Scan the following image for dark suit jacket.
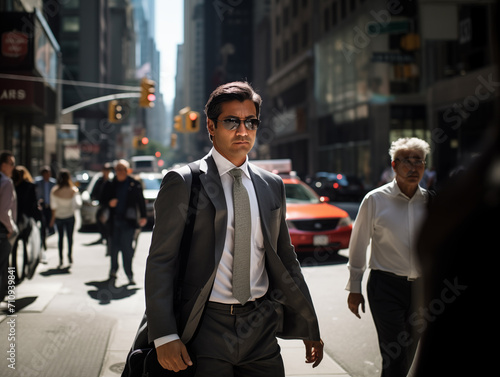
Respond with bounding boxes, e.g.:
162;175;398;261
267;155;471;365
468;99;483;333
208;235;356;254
101;176;147;229
145;153;321;345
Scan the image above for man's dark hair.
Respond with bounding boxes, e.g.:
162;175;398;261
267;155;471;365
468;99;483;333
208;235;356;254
204;81;262;122
40;165;51;174
0;150;13;165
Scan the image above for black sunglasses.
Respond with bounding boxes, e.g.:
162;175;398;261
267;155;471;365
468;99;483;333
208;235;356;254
212;118;260;131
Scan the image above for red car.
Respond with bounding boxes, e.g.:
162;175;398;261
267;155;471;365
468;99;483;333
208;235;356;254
282;177;352;253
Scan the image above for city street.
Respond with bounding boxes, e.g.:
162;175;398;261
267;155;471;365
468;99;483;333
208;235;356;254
0;206;383;377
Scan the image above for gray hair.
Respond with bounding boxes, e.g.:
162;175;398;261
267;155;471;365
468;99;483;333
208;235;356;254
389;137;431;161
114;159;130;169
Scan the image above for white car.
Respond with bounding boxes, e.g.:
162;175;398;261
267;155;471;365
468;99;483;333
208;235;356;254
79;171;164;230
79;172;113;231
136;172;164;225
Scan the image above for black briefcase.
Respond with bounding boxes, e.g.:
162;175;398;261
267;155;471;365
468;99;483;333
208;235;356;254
126;346;196;377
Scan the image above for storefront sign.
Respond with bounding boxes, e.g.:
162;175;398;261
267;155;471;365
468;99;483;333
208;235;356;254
0;78;44;113
1;31;29;58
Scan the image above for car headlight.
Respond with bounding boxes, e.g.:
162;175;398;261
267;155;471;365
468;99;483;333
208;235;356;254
81;191;90;201
338;215;352;228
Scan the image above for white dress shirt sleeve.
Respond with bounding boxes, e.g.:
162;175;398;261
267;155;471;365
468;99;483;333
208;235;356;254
345;194;374;293
154;334;180;348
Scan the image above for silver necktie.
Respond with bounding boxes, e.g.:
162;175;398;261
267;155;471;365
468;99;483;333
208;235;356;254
229;168;251;304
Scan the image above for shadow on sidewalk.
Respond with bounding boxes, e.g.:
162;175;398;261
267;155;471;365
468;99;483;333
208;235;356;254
86;279;139;305
40;266;72;276
1;296;38;314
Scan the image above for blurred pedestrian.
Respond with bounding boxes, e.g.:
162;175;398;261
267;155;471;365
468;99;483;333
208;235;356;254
0;151;17;302
35;165;56;249
87;162;113;246
346;137;432;377
50;169;81;268
12;166;44;262
13;165;42;227
101;159;146;284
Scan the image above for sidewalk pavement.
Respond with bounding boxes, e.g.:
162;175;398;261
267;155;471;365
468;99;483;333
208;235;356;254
99;311;351;377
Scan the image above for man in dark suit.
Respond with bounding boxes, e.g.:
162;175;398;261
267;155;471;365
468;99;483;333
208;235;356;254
101;159;147;285
145;82;323;376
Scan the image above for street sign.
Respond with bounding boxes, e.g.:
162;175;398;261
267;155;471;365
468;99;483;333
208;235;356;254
367;20;410;35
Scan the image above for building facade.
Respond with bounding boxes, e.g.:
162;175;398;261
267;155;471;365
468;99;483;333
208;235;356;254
0;0;60;175
268;0;497;186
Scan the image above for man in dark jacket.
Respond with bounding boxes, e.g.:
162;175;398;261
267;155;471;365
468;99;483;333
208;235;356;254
101;159;146;285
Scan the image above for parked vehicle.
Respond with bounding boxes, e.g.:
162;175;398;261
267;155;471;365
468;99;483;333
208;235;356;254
131;155;159;173
136;172;164;225
72;170;96;191
283;177;352;253
307;172;367;202
79;172;113;231
10;216;42;282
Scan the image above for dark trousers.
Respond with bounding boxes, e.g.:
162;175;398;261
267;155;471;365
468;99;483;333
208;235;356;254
96;206;109;242
55;216;75;263
190;297;284;377
0;231;12;301
109;218;135;279
367;270;422;377
40;205;55;249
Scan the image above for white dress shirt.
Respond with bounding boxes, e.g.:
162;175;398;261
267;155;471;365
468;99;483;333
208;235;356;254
0;173;17;234
209;148;269;303
345;179;429;294
154;148;269;347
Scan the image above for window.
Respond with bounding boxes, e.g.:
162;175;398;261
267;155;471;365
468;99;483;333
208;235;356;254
302;22;309;48
62;16;80;32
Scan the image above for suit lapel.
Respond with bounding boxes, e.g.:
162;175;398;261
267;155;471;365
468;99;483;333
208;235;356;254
249;167;274;248
199;155;227;265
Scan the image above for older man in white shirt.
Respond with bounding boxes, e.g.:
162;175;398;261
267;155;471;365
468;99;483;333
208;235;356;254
346;137;432;377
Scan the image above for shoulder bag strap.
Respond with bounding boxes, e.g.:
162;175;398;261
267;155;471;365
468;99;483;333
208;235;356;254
176;162;201;299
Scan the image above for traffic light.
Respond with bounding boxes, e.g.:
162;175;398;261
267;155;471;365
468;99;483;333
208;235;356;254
136;136;149;149
174;115;184;132
139;78;156;108
108;100;124;123
186;111;200;132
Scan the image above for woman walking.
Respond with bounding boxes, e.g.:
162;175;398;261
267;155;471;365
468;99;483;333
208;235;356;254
50;169;81;268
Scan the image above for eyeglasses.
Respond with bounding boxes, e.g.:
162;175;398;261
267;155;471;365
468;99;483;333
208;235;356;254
395;158;426;168
213;118;260;131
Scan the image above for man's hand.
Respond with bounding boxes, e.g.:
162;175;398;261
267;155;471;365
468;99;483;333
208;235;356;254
156;339;193;372
303;339;324;368
138;217;147;227
347;292;365;319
